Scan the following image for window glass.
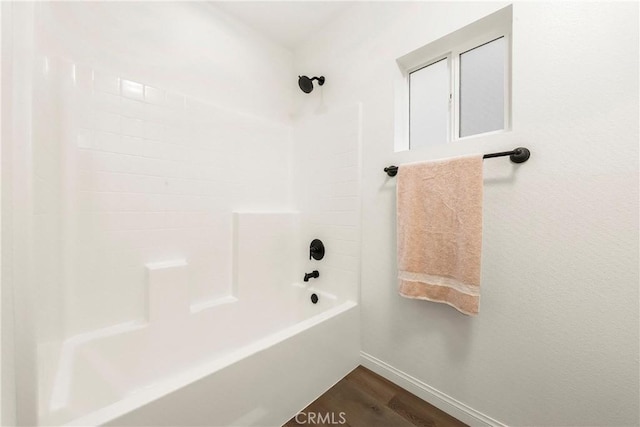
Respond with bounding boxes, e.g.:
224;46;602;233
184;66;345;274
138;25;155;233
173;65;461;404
409;58;450;149
459;37;505;137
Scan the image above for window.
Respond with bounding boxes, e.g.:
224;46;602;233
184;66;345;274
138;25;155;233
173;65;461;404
458;37;506;138
395;6;512;151
409;57;450;149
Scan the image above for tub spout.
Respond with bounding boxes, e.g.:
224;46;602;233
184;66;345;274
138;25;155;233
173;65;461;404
304;270;319;282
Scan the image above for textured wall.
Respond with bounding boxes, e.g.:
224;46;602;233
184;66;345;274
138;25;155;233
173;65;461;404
294;2;639;425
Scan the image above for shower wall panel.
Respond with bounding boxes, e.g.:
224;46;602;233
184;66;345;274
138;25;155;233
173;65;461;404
293;104;362;304
34;2;294;124
34;56;293;341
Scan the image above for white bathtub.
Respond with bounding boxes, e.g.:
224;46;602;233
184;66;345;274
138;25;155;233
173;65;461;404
41;286;359;426
27;207;361;426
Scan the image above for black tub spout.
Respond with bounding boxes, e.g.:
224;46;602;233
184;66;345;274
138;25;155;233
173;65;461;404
304;270;319;282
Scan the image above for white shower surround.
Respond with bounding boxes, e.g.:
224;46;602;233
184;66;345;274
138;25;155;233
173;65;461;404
3;2;363;426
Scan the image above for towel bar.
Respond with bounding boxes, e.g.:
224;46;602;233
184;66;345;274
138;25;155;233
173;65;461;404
383;147;530;177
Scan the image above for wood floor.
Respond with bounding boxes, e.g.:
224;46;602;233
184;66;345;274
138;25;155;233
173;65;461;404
284;366;467;427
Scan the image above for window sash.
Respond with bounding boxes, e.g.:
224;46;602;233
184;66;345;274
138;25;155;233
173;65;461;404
452;33;511;141
408;55;452;149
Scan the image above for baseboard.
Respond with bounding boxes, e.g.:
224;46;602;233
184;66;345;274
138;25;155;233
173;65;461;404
360;352;507;427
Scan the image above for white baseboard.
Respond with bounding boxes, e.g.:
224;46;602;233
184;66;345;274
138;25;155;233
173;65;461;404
359;352;507;427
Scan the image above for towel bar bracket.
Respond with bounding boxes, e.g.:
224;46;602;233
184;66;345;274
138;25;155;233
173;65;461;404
383;166;398;177
483;147;530;163
511;147;530;163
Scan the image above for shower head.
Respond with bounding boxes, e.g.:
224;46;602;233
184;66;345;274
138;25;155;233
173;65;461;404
298;75;325;93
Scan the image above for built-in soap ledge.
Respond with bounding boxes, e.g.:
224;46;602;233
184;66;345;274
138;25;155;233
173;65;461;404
145;260;190;323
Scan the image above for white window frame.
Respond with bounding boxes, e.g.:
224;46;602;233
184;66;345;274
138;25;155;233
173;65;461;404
394;6;512;152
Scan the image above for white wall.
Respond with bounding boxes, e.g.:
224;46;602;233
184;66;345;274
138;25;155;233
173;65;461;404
0;4;4;425
295;2;639;425
3;3;37;424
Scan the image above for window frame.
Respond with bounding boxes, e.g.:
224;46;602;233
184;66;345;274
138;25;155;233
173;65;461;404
394;6;512;152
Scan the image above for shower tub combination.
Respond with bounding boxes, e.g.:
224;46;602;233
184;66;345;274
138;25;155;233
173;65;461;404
4;3;363;425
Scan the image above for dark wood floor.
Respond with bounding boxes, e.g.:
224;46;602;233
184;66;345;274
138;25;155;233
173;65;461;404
284;366;467;427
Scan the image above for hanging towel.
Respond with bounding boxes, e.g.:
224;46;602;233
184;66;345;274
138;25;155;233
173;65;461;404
396;155;483;315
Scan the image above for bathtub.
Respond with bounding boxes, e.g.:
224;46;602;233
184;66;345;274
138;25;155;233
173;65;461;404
29;208;361;426
41;286;359;426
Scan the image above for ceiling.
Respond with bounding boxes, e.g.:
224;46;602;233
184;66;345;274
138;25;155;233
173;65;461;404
211;1;355;50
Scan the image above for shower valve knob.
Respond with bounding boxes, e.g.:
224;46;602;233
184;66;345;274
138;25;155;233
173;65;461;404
309;239;325;260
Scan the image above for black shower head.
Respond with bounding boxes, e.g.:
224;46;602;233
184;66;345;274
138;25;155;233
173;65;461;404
298;75;325;93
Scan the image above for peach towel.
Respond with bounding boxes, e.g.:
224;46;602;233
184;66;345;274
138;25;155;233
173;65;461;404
397;155;483;315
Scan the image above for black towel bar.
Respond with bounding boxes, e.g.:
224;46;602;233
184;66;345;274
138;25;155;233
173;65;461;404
383;147;530;177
